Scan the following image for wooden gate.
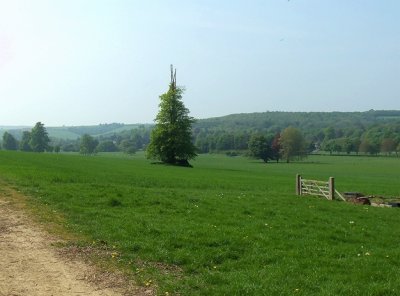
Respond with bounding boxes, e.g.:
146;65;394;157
296;174;345;201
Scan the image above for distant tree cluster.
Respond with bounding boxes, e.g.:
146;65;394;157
248;127;306;163
77;127;151;155
2;122;51;152
319;124;400;156
191;111;400;157
0;122;149;155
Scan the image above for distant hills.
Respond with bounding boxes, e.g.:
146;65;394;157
191;110;400;153
2;110;400;141
1;110;400;154
195;110;400;134
1;123;150;140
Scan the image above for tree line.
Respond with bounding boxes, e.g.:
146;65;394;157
2;122;52;152
2;82;400;160
1;122;150;155
2;119;400;158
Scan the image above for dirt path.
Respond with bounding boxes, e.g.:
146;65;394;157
0;192;146;296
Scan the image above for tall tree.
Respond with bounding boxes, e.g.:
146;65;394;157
20;131;32;151
80;134;98;155
271;133;281;162
147;65;197;166
380;138;396;155
248;134;272;163
359;138;379;155
29;122;50;152
280;127;306;163
2;132;18;150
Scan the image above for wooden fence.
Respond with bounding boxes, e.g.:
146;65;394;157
296;174;345;201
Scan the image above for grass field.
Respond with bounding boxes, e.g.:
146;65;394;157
0;151;399;295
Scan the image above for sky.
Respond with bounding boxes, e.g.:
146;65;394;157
0;0;399;126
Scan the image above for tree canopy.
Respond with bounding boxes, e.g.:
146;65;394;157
20;131;32;151
29;122;50;152
79;134;98;155
147;65;197;166
280;127;306;163
248;134;272;163
2;132;18;150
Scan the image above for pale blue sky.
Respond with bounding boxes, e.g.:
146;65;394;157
0;0;399;126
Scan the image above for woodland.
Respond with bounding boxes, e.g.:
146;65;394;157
1;110;400;156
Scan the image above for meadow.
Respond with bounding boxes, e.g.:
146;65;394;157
0;151;399;295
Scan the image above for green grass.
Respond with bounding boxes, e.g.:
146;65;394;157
0;151;399;295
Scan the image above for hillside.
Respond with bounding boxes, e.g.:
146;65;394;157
192;110;400;153
195;110;400;135
1;123;149;140
1;110;400;155
2;110;400;140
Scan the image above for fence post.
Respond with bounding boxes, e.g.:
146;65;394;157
296;174;301;196
329;177;335;200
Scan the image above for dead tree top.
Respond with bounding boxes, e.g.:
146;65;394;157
170;64;177;89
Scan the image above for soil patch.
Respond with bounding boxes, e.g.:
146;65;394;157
0;187;151;296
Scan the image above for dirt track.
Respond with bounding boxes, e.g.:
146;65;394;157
0;191;147;296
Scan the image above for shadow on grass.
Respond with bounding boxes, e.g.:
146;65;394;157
150;161;193;168
248;160;329;165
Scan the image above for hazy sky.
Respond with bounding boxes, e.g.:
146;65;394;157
0;1;399;126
